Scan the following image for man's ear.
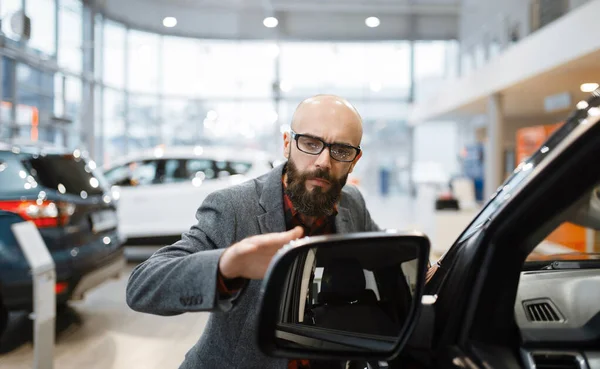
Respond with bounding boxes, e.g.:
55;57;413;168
348;151;362;174
283;132;291;159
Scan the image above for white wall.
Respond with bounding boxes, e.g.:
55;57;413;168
458;0;590;75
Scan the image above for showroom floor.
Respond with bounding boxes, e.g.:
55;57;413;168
0;190;474;369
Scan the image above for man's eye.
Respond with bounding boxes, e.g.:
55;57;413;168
303;140;321;149
333;148;352;157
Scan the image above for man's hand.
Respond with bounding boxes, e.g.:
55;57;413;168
218;226;304;280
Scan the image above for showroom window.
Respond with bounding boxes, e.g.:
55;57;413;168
128;30;160;93
103;20;126;89
201;100;278;148
26;0;57;57
94;14;104;81
15;63;55;143
65;76;82;145
279;42;410;100
102;88;127;165
414;41;459;102
195;41;277;98
128;94;160;151
162;36;202;97
162;98;204;146
58;0;83;73
94;84;103;162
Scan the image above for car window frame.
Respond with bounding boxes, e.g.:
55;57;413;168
419;97;600;358
431;107;600;354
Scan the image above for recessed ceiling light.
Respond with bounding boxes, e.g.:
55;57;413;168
163;17;177;28
580;83;599;92
263;17;278;28
589;107;600;117
577;100;589;110
365;16;380;28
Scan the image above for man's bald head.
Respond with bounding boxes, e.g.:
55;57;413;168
290;94;363;146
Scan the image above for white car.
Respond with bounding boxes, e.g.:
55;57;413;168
103;146;274;243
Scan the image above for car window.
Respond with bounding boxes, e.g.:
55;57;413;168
229;161;253;175
21;154;106;196
133;161;159;185
428;106;595;295
105;160;159;187
526;183;600;264
454;111;586;246
104;165;131;186
308;267;381;306
0;152;33;192
161;159;188;183
187;159;216;180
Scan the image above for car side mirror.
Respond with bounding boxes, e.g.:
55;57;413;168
257;231;430;362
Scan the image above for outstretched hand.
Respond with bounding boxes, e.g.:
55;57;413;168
218;226;304;280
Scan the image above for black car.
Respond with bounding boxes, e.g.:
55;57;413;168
256;90;600;369
0;144;125;311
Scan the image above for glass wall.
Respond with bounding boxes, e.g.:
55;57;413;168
0;0;459;177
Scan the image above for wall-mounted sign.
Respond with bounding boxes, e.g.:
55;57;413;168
544;91;572;112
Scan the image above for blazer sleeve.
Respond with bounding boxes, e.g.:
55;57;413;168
125;190;242;315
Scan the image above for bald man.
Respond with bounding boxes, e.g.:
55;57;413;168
126;95;380;369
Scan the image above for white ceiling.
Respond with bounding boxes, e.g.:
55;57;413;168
93;0;459;40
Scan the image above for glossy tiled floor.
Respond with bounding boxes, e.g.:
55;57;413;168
0;190;477;369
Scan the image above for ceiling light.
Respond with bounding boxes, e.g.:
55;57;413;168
580;83;599;93
263;17;278;28
365;17;380;28
589;107;600;117
577;100;589;110
163;17;177;28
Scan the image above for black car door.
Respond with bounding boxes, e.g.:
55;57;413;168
420;95;600;369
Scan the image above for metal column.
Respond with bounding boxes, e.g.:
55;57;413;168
81;5;95;156
484;93;505;200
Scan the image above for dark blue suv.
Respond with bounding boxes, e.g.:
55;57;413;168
0;144;126;311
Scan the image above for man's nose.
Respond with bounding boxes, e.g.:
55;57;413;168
314;147;332;169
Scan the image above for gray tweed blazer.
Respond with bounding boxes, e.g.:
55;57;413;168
126;163;380;369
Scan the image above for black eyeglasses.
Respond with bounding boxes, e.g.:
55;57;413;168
290;130;361;162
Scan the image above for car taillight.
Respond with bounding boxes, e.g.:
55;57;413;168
0;200;76;228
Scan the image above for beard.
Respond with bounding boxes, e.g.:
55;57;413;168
285;157;348;217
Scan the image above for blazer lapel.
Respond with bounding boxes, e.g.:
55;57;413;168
335;206;355;234
257;164;287;234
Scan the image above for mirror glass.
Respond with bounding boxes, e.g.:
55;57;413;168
273;237;421;353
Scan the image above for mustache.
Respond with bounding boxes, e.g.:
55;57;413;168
303;168;332;182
